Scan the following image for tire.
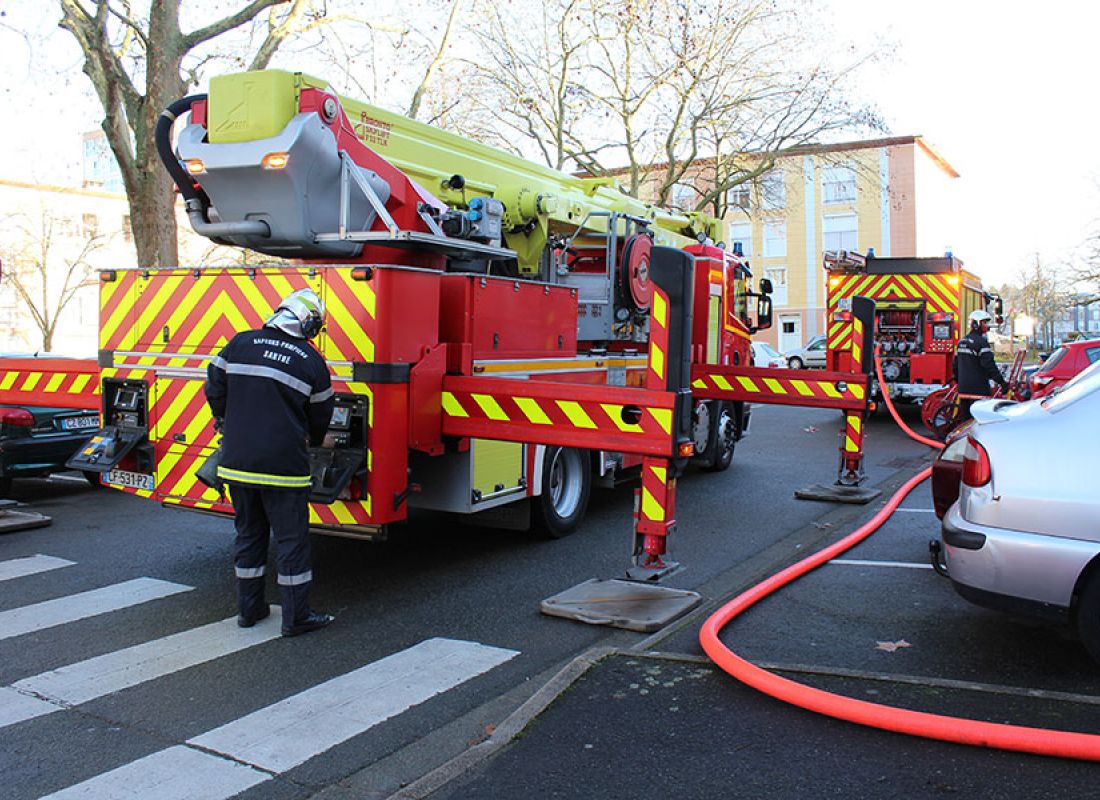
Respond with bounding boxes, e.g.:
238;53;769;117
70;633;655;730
702;402;737;472
82;470;104;489
535;446;591;539
788;356;804;370
1076;568;1100;665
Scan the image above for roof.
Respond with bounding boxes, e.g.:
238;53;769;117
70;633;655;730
588;135;960;181
0;178;128;202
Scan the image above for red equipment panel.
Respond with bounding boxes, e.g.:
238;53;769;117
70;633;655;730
439;274;578;361
908;353;951;384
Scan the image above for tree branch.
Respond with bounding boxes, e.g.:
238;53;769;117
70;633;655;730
184;0;287;51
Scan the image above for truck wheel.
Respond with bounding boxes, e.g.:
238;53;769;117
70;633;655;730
702;402;737;472
535;447;591;538
1076;569;1100;664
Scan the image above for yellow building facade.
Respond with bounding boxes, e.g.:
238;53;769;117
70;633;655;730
720;136;960;353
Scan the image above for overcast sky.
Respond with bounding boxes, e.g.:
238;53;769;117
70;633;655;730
833;1;1100;287
2;2;1097;288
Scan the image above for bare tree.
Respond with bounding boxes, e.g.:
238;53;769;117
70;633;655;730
466;0;882;206
58;0;327;268
461;0;598;169
0;209;102;351
1013;253;1070;349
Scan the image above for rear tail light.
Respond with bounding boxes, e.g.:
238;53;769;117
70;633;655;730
0;408;34;427
961;436;991;487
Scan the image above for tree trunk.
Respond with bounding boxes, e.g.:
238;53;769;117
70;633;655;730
129;164;180;267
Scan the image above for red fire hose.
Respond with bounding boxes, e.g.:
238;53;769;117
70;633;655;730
699;352;1100;761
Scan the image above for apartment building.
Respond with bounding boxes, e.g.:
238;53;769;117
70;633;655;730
663;136;960;353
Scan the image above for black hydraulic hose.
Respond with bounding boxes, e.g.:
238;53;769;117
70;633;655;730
155;94;209;208
155;94;269;241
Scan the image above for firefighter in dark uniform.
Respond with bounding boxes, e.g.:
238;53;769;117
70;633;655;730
205;289;336;637
953;309;1008;420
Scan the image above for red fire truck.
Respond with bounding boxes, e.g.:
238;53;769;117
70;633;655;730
5;70;875;575
824;250;1002;404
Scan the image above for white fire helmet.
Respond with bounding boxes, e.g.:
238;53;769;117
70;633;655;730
969;309;993;329
265;288;326;339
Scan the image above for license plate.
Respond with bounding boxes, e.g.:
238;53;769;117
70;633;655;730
104;469;155;491
60;415;99;431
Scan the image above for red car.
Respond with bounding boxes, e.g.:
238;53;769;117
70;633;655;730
1029;338;1100;398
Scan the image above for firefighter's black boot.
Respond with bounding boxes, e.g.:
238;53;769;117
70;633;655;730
279;582;333;637
236;576;269;628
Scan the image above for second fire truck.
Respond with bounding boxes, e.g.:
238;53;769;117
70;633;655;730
823;249;1002;404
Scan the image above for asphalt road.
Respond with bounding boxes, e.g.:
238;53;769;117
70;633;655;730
2;402;1091;799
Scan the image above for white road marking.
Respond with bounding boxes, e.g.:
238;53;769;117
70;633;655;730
0;612;282;730
829;559;934;570
45;638;519;799
191;637;520;772
0;578;192;641
42;745;268;800
0;686;55;728
0;554;75;583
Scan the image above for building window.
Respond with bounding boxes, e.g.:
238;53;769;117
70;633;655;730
766;266;788;306
760;170;786;210
122;215;132;244
82;213;99;238
726;182;751;211
56;216;79;238
782;320;796;334
763;221;787;257
823;213;857;252
670;182;695;210
728;221;752;258
821;164;857;204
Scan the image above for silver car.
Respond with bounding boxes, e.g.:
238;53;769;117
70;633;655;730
785;334;827;369
941;359;1100;662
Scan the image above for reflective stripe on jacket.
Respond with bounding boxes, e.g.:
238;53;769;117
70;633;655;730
205;327;335;488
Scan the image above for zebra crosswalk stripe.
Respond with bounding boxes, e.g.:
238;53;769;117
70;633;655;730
0;577;192;641
42;638;519;799
42;745;268;800
0;555;75;583
0;612;282;730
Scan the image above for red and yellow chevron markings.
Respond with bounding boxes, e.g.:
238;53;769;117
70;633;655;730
647;287;670;389
0;358;100;411
828;273;960;315
636;457;677;531
691;365;869;412
441;375;676;458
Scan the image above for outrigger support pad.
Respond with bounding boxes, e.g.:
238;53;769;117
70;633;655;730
794;483;881;504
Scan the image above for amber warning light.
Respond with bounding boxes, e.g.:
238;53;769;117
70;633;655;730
262;152;291;170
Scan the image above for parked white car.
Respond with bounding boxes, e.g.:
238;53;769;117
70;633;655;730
751;341;787;369
940;359;1100;663
785;334;827;369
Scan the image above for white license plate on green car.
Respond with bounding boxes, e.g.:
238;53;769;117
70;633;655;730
60;415;99;430
104;469;155;491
